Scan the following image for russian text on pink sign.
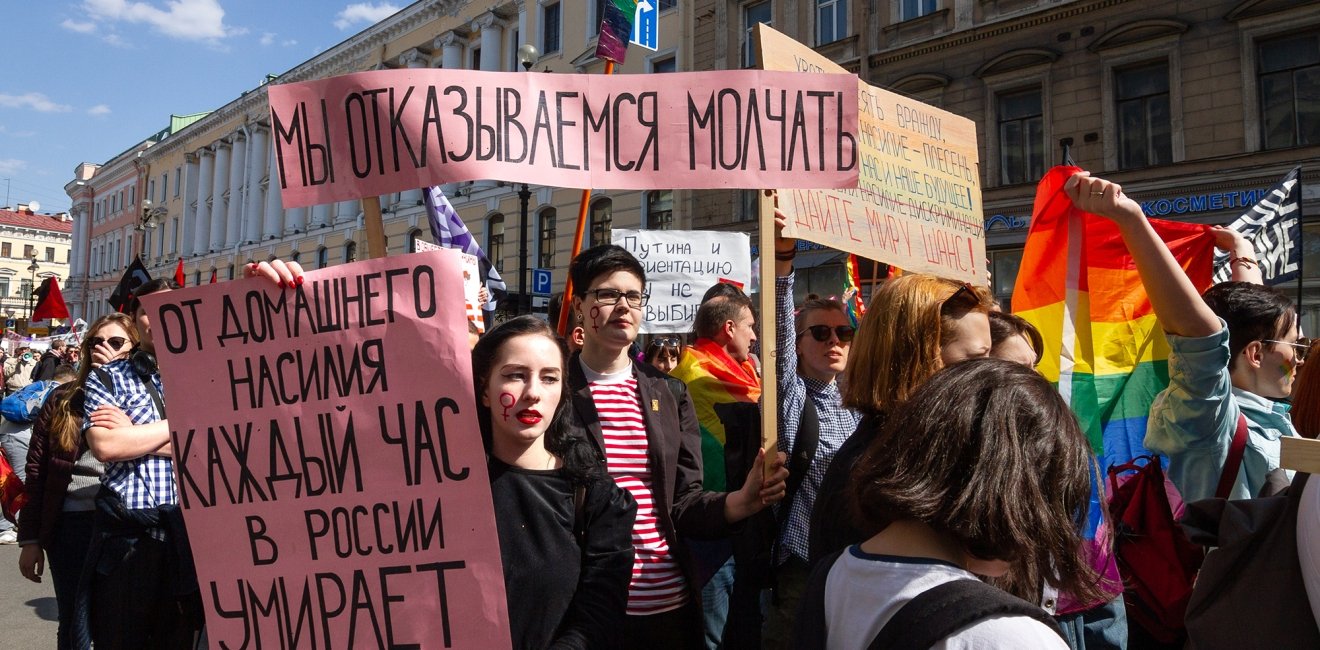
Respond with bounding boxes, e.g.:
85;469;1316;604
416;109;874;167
142;249;511;649
267;68;860;208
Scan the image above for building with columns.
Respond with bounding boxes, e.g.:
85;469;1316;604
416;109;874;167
0;206;72;324
66;0;689;322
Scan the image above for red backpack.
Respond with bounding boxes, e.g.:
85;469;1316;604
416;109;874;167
1107;415;1248;644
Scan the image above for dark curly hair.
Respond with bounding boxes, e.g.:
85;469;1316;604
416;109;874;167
471;316;599;485
849;357;1106;605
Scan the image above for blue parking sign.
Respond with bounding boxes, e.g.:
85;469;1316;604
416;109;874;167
630;0;658;51
532;268;553;296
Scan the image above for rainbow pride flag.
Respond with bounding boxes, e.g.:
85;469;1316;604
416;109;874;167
1012;166;1216;486
670;339;761;491
844;254;867;328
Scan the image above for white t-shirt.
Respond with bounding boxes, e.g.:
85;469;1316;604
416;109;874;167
1299;477;1320;628
825;545;1069;650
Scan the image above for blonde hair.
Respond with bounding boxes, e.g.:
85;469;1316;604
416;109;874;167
48;313;139;453
841;274;992;414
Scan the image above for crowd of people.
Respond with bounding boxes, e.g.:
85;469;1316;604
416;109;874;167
3;171;1317;649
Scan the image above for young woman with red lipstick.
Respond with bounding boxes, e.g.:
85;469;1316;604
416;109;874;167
472;316;637;650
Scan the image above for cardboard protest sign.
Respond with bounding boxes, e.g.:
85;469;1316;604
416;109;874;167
613;229;752;334
267;68;859;208
757;24;987;286
143;250;510;649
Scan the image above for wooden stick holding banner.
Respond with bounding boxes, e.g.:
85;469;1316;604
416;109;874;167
758;189;779;481
560;61;614;337
362;195;387;259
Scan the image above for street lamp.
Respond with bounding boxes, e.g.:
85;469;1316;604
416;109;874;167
517;43;540;315
25;257;39;321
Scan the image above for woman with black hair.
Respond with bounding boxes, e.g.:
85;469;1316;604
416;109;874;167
472;316;636;649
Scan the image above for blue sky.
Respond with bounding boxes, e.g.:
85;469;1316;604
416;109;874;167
0;0;408;214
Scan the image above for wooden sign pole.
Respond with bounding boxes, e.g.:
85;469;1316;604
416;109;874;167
362;196;387;259
759;189;779;480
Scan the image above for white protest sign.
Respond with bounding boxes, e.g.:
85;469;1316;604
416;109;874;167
414;240;486;333
613;229;752;334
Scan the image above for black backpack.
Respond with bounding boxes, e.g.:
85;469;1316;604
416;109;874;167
792;549;1065;649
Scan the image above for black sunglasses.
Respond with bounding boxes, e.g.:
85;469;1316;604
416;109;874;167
798;325;855;343
89;336;128;351
649;337;681;348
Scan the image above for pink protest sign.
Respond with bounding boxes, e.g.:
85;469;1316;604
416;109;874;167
143;250;510;649
267;68;858;208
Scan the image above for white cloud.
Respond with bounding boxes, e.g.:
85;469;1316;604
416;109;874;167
101;32;131;48
0;159;27;175
0;93;73;113
333;2;400;30
79;0;244;42
282;39;297;47
259;32;275;46
60;19;97;33
87;104;112;116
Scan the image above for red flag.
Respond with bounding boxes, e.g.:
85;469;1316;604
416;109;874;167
209;269;218;284
0;450;26;523
174;259;185;287
31;277;70;320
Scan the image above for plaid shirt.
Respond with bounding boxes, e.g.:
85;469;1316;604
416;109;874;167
83;358;176;509
775;274;861;564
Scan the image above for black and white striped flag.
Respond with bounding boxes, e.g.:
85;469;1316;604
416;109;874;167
1212;167;1302;284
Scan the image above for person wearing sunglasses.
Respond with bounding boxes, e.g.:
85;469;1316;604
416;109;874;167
1067;171;1306;502
15;313;137;650
645;337;683;374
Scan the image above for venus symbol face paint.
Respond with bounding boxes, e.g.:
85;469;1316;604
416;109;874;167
499;393;516;421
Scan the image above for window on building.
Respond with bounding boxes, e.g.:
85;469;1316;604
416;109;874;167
817;0;847;45
990;248;1024;311
23;245;33;259
651;56;676;73
0;279;9;298
20;280;31;302
543;2;561;55
171;217;180;254
538;208;557;269
161;173;168;202
175;167;182;197
1115;61;1172;169
129;186;135;209
317;246;329;270
1258;32;1320;150
1;243;10;258
148;181;155;203
229;264;237;280
997;88;1045;185
488;214;505;273
407;228;424;253
291;250;301;264
194;270;202;286
660;0;677;9
45;247;55;262
646;191;674;230
345;241;357;263
742;1;772;68
901;0;937;21
143;231;152;260
739;190;759;222
589;199;612;247
472;47;482;71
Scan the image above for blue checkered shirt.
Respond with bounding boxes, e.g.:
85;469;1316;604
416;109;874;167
775;274;861;564
83;358;176;509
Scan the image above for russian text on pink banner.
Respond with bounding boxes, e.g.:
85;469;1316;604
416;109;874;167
268;68;859;208
143;249;511;650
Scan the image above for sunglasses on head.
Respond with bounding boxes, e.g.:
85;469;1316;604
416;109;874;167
798;325;856;343
89;336;128;351
649;337;681;348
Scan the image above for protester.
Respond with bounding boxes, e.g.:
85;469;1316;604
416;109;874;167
78;259;301;648
763;214;861;648
562;244;787;649
1291;338;1320;439
473;316;636;649
808;273;992;564
0;363;75;545
5;347;36;395
644;337;682;374
670;292;762;648
17;314;135;650
1065;172;1306;500
794;358;1103;648
988;311;1043;368
31;339;67;381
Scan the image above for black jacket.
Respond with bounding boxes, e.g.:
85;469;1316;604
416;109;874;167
564;354;733;606
31;350;62;382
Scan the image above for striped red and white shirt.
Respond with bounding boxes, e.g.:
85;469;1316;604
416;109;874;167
582;361;688;615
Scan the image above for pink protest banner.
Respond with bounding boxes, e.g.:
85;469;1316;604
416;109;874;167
268;68;858;209
143;249;510;649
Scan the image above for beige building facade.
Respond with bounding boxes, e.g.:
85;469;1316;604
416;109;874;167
0;206;73;324
694;0;1320;333
66;0;691;322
